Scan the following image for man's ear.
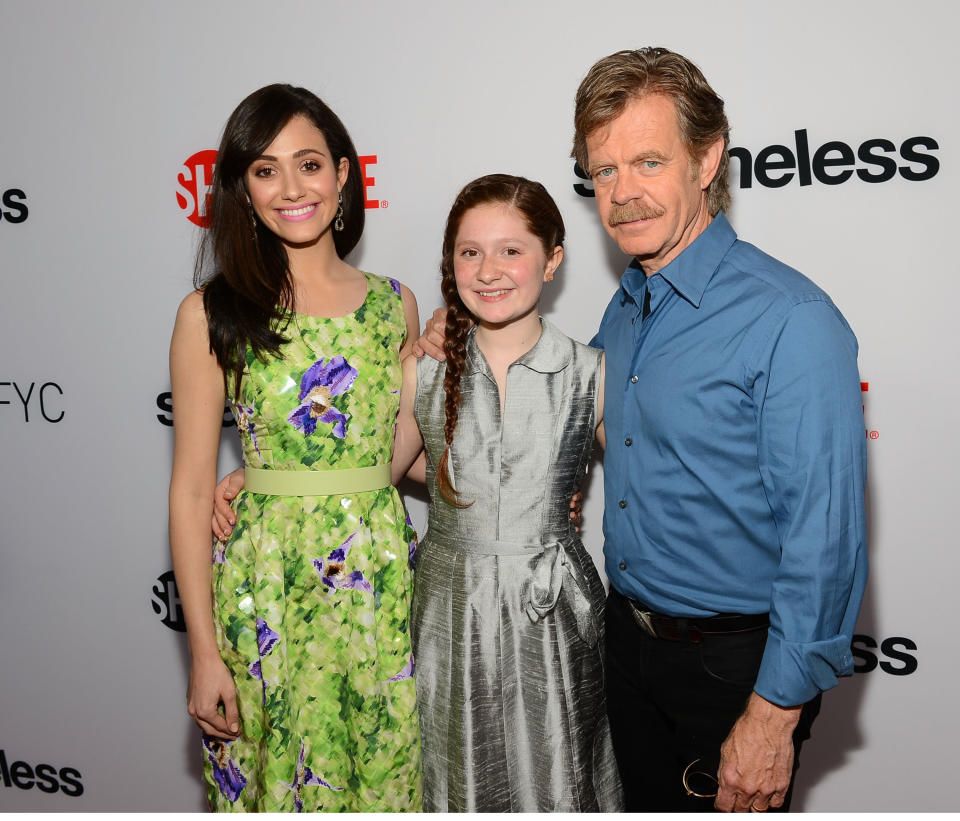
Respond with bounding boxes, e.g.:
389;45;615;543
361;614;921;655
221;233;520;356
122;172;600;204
697;136;725;191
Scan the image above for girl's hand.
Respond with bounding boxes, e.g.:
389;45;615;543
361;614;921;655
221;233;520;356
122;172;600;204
212;469;245;541
187;655;240;739
412;306;449;361
569;491;584;533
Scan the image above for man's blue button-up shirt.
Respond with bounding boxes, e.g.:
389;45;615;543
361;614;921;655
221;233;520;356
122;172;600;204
592;213;868;707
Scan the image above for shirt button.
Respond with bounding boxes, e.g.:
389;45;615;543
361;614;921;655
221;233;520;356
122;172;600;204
624;437;633;446
618;500;627;509
618;561;627;571
630;375;639;384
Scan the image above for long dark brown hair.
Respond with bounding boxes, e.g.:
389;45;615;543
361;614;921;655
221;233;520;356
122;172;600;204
436;174;565;506
195;84;365;395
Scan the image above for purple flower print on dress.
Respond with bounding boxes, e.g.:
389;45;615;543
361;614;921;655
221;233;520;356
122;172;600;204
255;617;279;656
248;618;280;703
203;734;247;803
287;356;358;439
279;740;343;811
312;519;374;594
385;654;415;683
232;403;263;459
387;277;402;296
213;540;227;564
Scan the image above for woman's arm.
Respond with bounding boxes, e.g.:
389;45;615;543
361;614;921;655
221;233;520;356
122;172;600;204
168;291;239;739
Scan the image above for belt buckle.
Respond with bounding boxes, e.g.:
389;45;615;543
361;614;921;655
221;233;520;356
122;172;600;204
628;602;658;638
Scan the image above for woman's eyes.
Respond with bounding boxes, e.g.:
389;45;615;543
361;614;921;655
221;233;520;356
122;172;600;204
251;160;321;178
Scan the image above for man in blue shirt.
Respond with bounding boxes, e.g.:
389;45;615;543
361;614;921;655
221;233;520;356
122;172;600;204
572;48;867;812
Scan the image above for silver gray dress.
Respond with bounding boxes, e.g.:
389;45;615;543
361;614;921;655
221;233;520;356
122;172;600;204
412;319;623;812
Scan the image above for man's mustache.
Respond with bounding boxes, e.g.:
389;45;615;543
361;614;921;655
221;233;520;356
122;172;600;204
608;204;665;227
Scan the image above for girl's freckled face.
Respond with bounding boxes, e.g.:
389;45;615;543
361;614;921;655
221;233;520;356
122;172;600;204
453;203;560;330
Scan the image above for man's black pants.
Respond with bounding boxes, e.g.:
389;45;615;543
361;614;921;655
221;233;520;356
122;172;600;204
605;587;821;812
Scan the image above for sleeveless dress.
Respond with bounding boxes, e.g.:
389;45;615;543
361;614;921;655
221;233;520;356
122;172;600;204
412;319;623;812
204;272;422;812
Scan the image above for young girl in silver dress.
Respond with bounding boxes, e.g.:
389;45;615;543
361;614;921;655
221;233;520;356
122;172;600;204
391;174;622;812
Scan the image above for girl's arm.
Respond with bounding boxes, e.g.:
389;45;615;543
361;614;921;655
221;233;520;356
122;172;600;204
405;450;427;484
212;468;244;542
398;283;421;360
392;353;425;485
595;353;606;450
169;291;239;740
393;282;426;483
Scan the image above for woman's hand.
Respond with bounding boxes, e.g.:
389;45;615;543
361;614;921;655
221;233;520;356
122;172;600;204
187;654;241;740
212;468;245;541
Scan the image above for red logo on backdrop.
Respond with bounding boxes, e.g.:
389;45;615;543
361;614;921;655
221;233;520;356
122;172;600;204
176;151;385;227
861;381;879;440
359;155;382;208
176;149;217;228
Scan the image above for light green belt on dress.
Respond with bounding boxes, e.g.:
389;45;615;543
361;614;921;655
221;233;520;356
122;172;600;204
244;464;391;496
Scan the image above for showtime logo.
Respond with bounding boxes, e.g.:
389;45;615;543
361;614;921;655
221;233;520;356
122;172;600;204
177;150;217;228
176;152;384;226
152;570;186;632
156;391;235;428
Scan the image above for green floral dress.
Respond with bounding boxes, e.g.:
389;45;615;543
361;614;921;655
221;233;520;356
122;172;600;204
204;273;422;812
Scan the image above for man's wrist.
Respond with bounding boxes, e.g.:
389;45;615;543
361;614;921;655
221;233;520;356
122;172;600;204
744;691;802;730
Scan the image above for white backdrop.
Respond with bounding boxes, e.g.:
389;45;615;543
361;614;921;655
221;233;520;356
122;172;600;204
1;0;957;811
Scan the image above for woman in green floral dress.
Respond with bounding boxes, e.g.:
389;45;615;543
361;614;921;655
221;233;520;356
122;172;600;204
169;84;422;812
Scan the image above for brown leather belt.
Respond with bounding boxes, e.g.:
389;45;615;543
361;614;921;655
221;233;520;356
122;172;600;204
619;590;769;644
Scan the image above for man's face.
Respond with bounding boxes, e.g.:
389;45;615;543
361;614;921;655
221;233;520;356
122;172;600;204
585;93;717;274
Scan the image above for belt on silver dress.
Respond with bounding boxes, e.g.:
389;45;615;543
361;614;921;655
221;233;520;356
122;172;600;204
427;530;600;648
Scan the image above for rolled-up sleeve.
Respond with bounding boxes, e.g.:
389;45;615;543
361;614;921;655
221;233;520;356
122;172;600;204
752;297;869;706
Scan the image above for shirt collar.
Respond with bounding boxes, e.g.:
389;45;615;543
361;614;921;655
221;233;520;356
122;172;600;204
618;212;738;309
463;317;569;376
